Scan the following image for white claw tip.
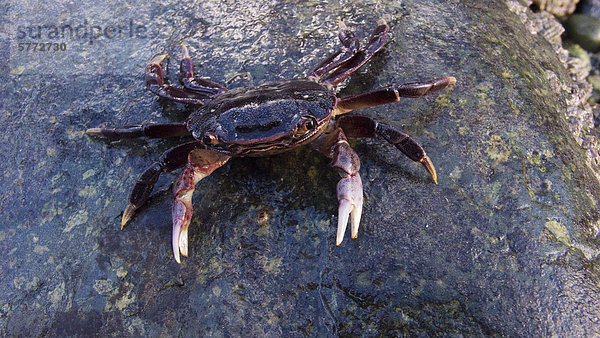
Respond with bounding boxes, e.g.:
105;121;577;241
337;199;352;245
173;236;181;263
350;203;363;239
172;216;189;264
173;221;184;264
179;227;188;257
336;173;364;245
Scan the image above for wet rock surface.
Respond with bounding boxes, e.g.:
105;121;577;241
2;0;600;335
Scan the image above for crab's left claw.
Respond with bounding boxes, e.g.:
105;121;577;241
172;187;193;264
172;149;230;263
337;173;363;245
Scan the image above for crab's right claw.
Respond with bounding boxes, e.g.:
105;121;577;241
336;173;364;246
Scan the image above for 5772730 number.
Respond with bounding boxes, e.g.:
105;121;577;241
17;42;67;52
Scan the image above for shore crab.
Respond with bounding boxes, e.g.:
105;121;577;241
86;19;456;263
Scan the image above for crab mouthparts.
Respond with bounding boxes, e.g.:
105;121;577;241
227;131;315;155
234;141;290;155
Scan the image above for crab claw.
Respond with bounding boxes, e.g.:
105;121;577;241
172;189;193;264
336;172;363;245
171;149;230;263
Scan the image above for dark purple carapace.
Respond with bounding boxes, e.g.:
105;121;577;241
187;80;336;156
86;19;456;263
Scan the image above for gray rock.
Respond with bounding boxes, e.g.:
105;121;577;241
2;0;600;336
566;14;600;52
580;0;600;18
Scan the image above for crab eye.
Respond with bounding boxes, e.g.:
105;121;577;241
298;117;317;133
202;132;219;145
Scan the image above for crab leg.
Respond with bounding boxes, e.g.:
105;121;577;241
319;19;389;87
308;19;361;81
313;128;363;245
145;53;213;105
179;43;228;95
172;149;230;263
335;76;456;113
336;115;437;183
121;141;204;228
85;122;190;139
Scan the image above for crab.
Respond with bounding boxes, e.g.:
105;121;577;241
86;19;455;263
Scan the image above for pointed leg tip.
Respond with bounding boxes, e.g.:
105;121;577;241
181;43;189;57
431;169;438;185
151;53;168;64
121;203;137;229
420;155;438;184
85;128;101;135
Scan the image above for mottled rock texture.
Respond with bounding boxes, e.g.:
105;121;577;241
2;0;600;336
